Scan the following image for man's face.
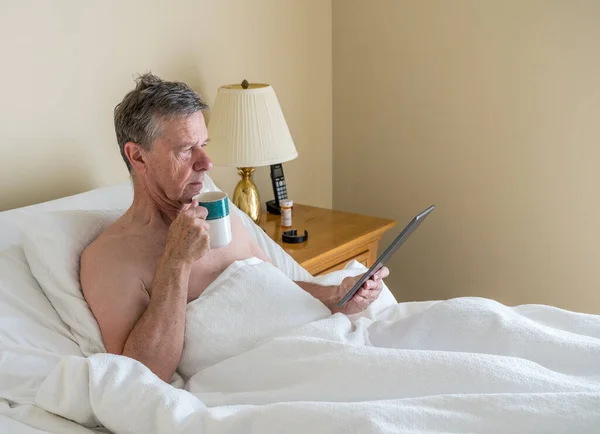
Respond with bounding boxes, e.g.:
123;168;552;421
143;111;212;205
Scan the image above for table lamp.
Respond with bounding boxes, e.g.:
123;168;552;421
207;80;298;224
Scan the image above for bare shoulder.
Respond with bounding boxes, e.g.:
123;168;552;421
81;217;136;278
80;215;147;301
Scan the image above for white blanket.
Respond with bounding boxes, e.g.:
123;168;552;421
35;259;600;433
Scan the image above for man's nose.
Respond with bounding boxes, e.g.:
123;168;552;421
193;150;213;172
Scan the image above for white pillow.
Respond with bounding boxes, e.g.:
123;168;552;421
0;245;82;406
20;209;124;356
0;246;78;352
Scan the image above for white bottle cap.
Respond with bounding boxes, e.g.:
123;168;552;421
280;199;293;207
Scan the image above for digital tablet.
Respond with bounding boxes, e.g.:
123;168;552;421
337;205;435;307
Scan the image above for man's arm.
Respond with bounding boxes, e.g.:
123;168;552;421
81;252;190;382
121;255;192;382
295;281;341;311
295;267;390;315
81;204;210;383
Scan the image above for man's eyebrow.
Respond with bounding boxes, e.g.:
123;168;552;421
177;138;210;149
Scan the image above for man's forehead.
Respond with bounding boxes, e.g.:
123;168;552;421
161;111;207;145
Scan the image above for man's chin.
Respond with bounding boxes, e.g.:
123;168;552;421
184;182;204;201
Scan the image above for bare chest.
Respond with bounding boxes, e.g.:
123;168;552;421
133;220;257;302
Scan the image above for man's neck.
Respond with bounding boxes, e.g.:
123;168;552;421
127;176;189;227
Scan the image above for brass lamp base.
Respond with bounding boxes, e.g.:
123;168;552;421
232;167;261;224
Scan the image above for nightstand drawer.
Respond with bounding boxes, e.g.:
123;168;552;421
314;251;370;276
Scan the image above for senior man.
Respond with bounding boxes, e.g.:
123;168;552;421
80;73;389;382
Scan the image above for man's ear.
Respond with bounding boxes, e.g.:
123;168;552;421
124;142;147;174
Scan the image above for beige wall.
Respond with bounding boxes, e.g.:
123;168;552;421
0;0;332;211
333;0;600;313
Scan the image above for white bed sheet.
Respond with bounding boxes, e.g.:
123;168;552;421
1;401;107;434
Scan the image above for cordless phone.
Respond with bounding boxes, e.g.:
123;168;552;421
266;163;288;215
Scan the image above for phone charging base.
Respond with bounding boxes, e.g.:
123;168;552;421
266;200;281;215
282;229;308;244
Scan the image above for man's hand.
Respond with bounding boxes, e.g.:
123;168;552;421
331;267;390;315
164;201;211;265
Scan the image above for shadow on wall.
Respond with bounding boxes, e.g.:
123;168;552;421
0;139;98;211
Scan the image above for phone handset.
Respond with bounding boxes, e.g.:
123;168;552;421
266;163;288;215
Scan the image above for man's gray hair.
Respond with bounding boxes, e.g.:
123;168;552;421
114;73;208;172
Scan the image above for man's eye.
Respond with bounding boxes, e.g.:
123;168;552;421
177;149;192;159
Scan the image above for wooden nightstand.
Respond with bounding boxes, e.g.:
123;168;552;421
259;204;396;276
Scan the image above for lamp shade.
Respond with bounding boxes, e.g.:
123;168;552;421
207;83;298;167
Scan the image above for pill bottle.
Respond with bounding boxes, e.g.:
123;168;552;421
280;199;293;227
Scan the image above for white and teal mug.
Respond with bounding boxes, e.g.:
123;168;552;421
193;191;232;249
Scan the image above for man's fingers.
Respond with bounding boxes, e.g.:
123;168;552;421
361;279;378;291
357;290;374;300
347;270;387;308
352;293;368;304
359;267;389;286
191;205;209;219
379;266;390;279
371;267;389;281
358;285;380;298
357;277;384;296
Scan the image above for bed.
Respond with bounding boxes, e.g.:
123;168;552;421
1;177;599;434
